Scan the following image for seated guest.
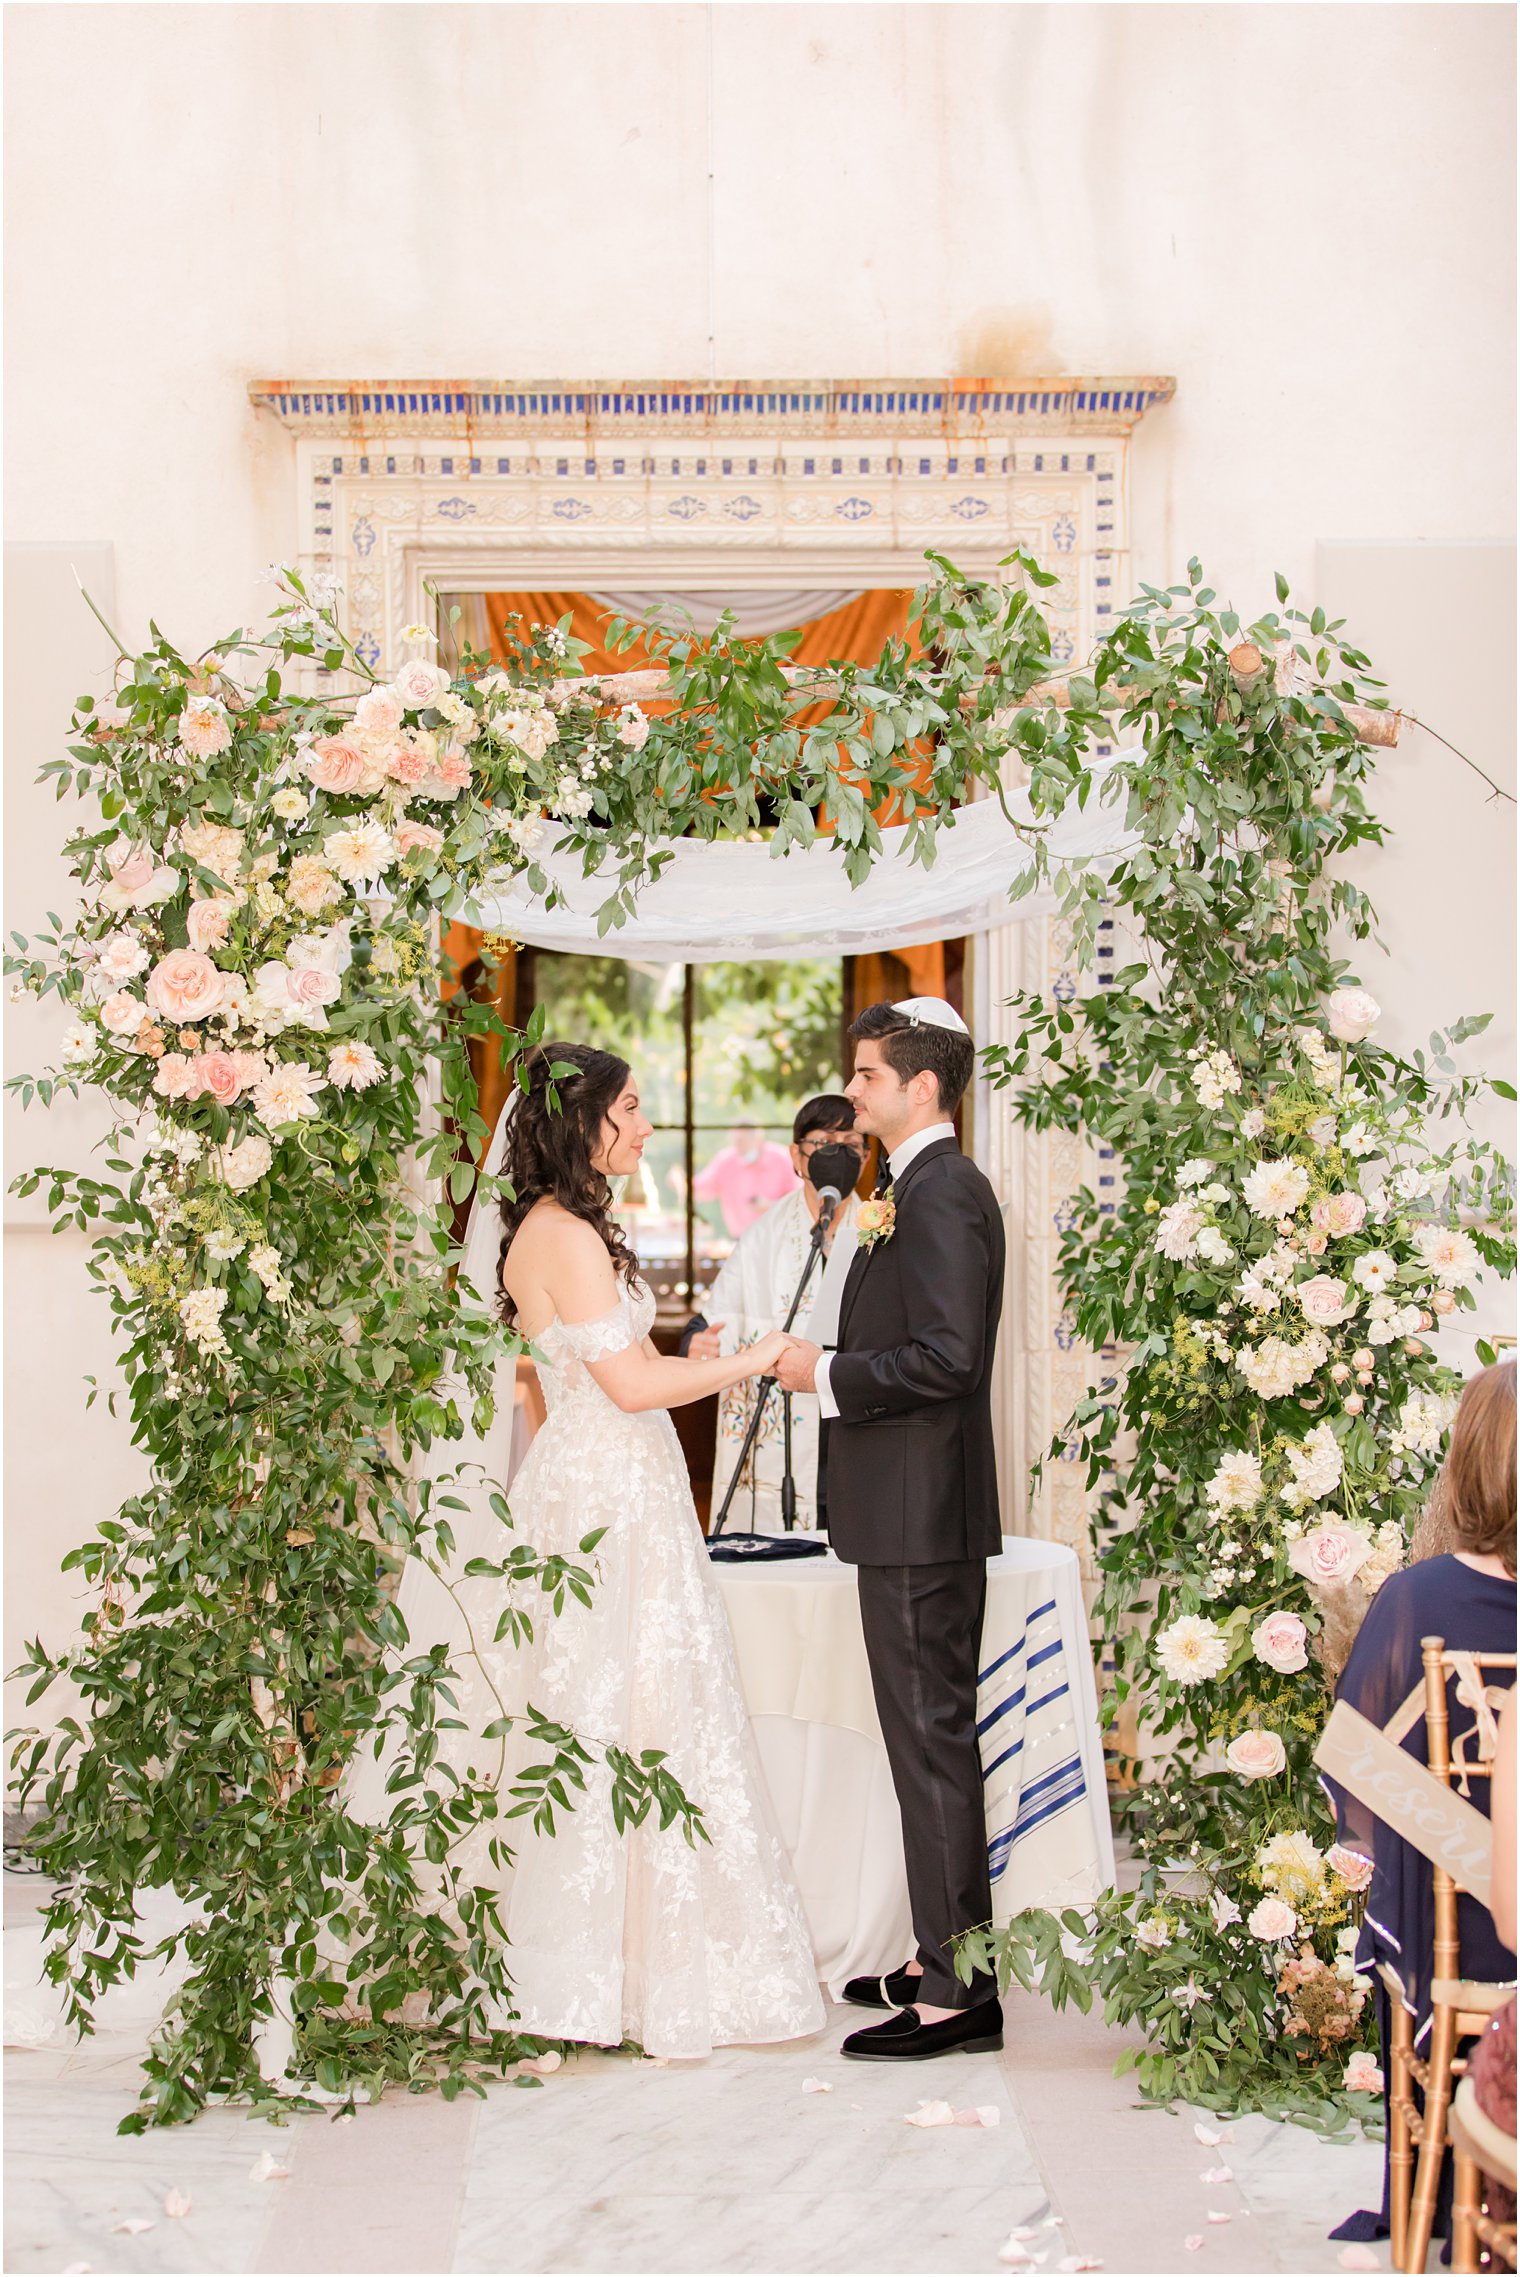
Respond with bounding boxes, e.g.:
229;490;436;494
681;1095;864;1531
1324;1359;1517;2248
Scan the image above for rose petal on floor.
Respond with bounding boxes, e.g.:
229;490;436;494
520;2051;562;2075
163;2190;192;2219
248;2151;290;2182
1185;2237;1205;2253
111;2219;156;2235
997;2244;1035;2269
1057;2256;1102;2272
904;2098;957;2127
1337;2250;1381;2271
801;2077;832;2094
1192;2123;1221;2146
1207;2211;1231;2224
1200;2165;1234;2184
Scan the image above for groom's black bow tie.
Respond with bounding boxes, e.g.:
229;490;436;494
873;1156;895;1199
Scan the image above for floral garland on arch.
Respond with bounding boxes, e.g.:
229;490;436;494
6;555;1512;2131
960;566;1515;2132
4;555;1091;2127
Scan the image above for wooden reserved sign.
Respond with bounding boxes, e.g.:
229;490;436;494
1314;1700;1494;1911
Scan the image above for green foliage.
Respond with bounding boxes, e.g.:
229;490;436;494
971;569;1515;2122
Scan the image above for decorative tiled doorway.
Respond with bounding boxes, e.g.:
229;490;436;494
251;375;1174;1555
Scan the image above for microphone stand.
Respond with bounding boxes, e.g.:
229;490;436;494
708;1187;840;1554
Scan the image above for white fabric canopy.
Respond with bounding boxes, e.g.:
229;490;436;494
465;769;1134;963
585;588;866;639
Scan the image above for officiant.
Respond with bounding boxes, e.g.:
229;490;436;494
679;1094;865;1532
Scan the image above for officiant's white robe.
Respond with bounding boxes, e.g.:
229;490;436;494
707;1186;859;1530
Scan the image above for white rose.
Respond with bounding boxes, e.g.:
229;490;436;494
1327;987;1380;1043
1227;1730;1288;1781
1196;1226;1236;1267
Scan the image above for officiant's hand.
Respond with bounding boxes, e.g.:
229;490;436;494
688;1325;722;1360
773;1337;822;1394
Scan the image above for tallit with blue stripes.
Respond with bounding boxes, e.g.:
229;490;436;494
979;1593;1099;1918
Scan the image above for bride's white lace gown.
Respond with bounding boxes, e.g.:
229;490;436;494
390;1281;824;2059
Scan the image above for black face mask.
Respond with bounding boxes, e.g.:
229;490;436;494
805;1141;863;1201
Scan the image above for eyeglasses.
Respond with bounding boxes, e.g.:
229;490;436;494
799;1134;867;1159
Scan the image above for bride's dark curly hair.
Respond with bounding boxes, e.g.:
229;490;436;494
496;1041;642;1324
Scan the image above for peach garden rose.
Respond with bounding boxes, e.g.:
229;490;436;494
144;949;227;1023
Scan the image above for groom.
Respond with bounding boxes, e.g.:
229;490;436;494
774;997;1007;2060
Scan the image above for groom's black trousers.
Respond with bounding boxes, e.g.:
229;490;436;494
855;1559;996;2010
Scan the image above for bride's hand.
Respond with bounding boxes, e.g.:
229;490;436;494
744;1330;792;1379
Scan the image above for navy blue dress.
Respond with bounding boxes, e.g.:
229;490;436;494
1321;1554;1516;2244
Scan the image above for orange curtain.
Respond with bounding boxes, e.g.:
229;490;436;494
481;588;915;705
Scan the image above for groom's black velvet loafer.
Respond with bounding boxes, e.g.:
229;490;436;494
841;1995;1005;2060
842;1964;921;2010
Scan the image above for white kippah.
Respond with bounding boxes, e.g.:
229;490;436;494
892;995;970;1036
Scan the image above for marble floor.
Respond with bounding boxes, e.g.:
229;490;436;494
5;1873;1389;2277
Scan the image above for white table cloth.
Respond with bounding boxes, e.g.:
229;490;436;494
714;1537;1115;1993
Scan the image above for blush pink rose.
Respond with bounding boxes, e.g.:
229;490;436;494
395;819;444;860
285;963;341;1008
1344;2052;1383;2094
1298;1274;1353;1327
353;687;405;735
437;748;472;788
303;737;368;795
152;1052;199;1099
1305;1231;1329;1256
1287;1520;1373;1587
1252;1612;1309;1675
193;1051;244;1106
1328;1844;1374;1892
186;897;234;954
391;660;446;711
1311;1191;1367;1238
144;948;226;1023
1225;1730;1288;1781
106;845;155;897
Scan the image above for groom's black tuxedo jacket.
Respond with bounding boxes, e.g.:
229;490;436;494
824;1137;1006;1567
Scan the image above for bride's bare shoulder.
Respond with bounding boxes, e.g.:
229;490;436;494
502;1200;610;1283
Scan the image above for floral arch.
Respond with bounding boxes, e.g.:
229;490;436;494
7;550;1512;2129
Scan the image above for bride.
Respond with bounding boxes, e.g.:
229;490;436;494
419;1040;824;2059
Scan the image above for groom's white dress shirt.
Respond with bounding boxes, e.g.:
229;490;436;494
813;1120;957;1422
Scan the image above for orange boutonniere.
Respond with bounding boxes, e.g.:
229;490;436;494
856;1194;896;1248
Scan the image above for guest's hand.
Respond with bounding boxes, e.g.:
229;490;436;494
774;1338;822;1394
688;1325;723;1360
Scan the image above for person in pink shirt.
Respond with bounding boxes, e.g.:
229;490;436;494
693;1120;799;1239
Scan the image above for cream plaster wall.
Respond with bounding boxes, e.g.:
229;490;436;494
4;4;1514;1693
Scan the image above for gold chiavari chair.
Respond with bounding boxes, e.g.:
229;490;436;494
1386;1637;1517;2274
